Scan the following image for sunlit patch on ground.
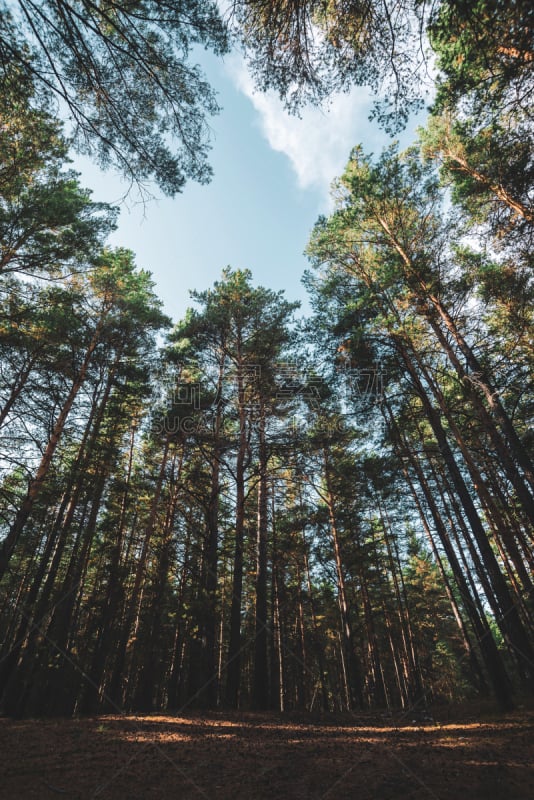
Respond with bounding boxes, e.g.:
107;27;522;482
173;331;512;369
1;709;533;799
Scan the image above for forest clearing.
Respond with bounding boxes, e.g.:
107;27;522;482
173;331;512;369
2;708;534;800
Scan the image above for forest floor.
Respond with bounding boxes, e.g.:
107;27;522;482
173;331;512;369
1;706;533;800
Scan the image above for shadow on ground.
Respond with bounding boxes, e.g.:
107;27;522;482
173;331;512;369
1;709;533;799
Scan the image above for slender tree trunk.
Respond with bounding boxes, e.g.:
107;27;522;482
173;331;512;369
167;522;194;709
0;365;114;710
226;346;249;708
441;146;534;223
302;529;330;711
389;423;489;694
0;315;107;580
422;305;534;519
398;346;534;689
377;497;424;706
376;212;534;494
385;398;514;709
77;420;138;713
108;436;171;707
196;358;225;707
27;468;109;716
0;356;37;429
416;353;534;575
359;570;387;707
322;447;364;710
253;402;270;709
133;448;184;711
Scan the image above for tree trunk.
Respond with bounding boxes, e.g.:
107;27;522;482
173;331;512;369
0;315;106;580
253;402;270;709
322;447;363;710
225;345;249;709
108;436;171;707
398;345;534;690
385;398;514;709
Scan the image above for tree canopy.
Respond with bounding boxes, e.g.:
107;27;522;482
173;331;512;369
0;0;533;724
230;0;534;130
0;0;229;194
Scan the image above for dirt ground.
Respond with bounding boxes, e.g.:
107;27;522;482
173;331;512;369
1;707;533;800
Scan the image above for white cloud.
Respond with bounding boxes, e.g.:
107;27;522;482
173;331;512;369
226;55;379;204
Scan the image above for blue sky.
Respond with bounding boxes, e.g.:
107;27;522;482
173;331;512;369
73;51;419;324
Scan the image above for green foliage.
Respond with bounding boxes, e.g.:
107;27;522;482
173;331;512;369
429;0;534;116
1;0;532;718
0;0;229;194
0;72;117;279
231;0;427;129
